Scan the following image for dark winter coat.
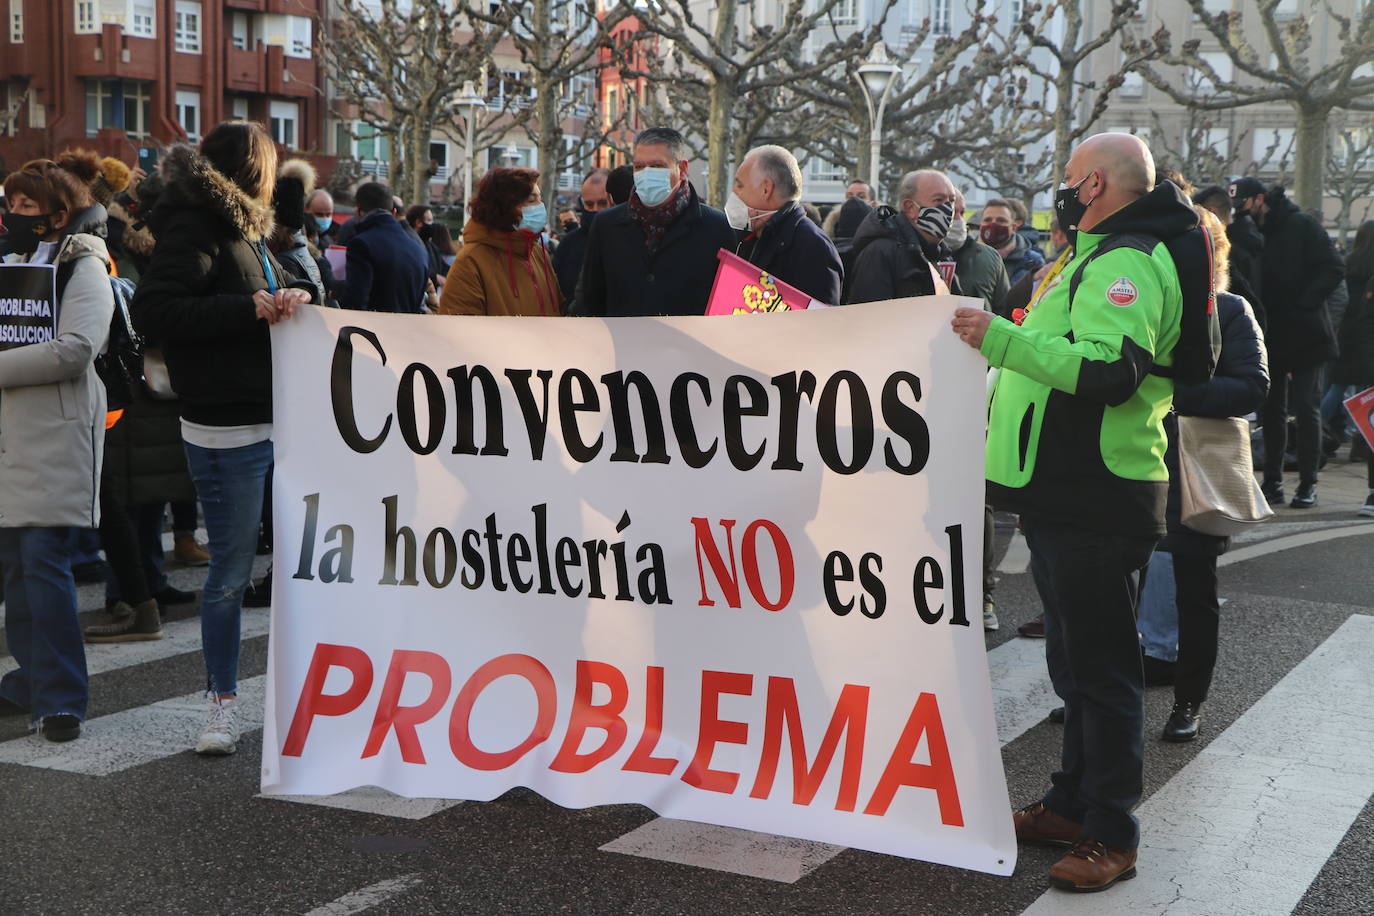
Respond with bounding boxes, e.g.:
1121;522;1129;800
130;145;308;428
342;211;431;313
953;237;1009;312
1001;233;1046;287
277;231;326;306
552;210;595;302
843;205;951;304
735;202;843;305
1335;273;1374;388
1258;192;1343;370
571;184;736;317
1226;214;1265;328
102;389;197;506
1160;292;1269;556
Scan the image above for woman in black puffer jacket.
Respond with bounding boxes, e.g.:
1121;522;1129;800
130;121;313;757
1334;224;1374;515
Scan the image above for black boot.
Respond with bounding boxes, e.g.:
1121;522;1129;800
1162;701;1202;742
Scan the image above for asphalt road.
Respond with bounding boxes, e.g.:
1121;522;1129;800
2;457;1371;916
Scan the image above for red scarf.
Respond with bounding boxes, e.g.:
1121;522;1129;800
628;180;691;255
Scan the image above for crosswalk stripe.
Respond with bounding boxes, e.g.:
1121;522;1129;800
0;677;265;775
1021;614;1374;914
1219;523;1374;567
996;527;1031;574
303;873;423;916
0;609;271;681
601;634;1062;883
257;786;463;820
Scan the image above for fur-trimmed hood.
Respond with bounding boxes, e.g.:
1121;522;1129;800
151;144;275;242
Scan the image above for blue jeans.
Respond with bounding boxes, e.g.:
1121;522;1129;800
1136;551;1178;663
184;439;273;695
0;526;89;725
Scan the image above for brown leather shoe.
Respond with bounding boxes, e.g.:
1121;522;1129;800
1049;838;1138;892
174;533;211;566
1013;801;1084;846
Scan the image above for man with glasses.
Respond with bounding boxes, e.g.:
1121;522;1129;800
552;167;611;301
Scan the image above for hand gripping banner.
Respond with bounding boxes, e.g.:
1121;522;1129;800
262;299;1015;876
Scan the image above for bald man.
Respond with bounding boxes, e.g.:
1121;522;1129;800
952;132;1198;893
844;169;957;303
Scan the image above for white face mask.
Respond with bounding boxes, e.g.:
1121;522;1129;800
725;192;779;231
724;192;751;230
945;215;968;248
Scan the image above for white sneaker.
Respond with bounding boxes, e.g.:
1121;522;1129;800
195;694;239;756
983;599;999;632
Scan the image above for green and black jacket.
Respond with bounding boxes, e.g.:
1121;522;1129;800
981;183;1196;537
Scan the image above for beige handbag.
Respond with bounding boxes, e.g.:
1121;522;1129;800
1177;415;1274;535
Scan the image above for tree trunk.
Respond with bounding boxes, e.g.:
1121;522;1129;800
531;0;561;213
536;86;561;213
387;119;404;195
409;114;431;206
1293;104;1329;212
707;77;736;208
705;0;739;208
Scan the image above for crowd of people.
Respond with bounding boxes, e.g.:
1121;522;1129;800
0;118;1372;895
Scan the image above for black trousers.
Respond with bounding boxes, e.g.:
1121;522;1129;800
1262;364;1322;485
1022;514;1157;851
1171;552;1221;706
97;486;151;607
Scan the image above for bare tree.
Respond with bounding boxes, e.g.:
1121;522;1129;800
774;7;1004;197
321;0;506;204
1326;112;1374;243
1018;0;1156;187
1131;0;1374;209
628;0;899;206
461;0;630;210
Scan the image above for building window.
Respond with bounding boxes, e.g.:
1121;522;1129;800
231;96;248;120
9;0;22;44
2;82;20;136
130;1;154;38
174;1;201;54
807;155;847;184
230;12;249;50
1120;69;1145;98
85;79;151;138
287;15;311;58
931;0;951;35
353;121;388;161
75;0;98;34
269;99;299;148
429;141;449;180
175;89;200;141
831;0;857;25
487;70;535;110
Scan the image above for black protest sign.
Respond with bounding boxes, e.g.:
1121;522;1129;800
0;263;58;351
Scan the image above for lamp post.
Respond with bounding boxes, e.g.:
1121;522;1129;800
454;79;485;222
854;44;901;194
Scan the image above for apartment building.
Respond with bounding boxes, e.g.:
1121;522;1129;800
0;0;326;169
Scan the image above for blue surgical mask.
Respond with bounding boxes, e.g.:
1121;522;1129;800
634;167;675;207
519;202;547;233
314;216;333;233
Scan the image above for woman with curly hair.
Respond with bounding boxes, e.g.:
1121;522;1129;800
438;167;563;316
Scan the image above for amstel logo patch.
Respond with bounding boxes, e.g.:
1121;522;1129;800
1106;277;1139;306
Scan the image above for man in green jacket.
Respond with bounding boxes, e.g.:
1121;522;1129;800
952;133;1194;893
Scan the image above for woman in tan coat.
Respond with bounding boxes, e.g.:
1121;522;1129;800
439;167;563;316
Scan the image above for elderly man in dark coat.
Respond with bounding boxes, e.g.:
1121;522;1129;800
727;145;843;305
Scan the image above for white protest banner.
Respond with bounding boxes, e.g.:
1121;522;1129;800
0;263;57;350
262;299;1016;876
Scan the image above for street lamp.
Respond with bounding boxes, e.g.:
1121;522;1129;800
454;79;485;222
854;44;901;194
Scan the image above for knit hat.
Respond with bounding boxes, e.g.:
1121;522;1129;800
273;159;316;232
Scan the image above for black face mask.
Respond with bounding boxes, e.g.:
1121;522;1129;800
0;211;58;255
1054;173;1093;246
